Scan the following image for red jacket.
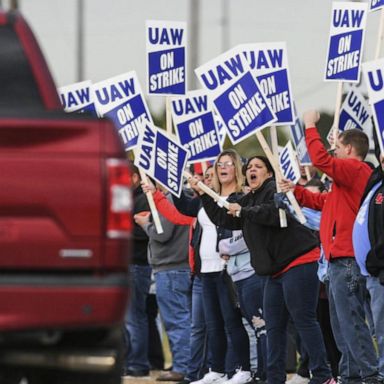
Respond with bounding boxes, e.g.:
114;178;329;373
294;127;372;260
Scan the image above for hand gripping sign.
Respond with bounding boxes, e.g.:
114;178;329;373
325;2;368;82
146;20;187;96
362;58;384;155
171;90;222;163
93;72;153;151
339;87;371;132
135;121;189;198
195;46;276;145
279;141;301;184
241;42;295;125
58;80;97;116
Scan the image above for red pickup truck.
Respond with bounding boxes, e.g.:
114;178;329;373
0;11;132;384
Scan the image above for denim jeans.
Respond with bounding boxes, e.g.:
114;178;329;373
367;276;384;379
235;274;267;380
187;276;209;381
124;264;152;371
155;269;192;375
328;258;378;383
264;262;331;384
201;272;250;374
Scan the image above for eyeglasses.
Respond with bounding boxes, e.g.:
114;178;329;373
216;161;235;168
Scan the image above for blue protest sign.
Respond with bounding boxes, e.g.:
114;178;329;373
58;81;97;116
325;2;368;83
279;141;301;183
370;0;384;12
363;58;384;155
195;46;276;145
93;72;153;151
146;20;187;96
289;113;312;166
339;87;371;132
171;90;221;163
241;42;295;125
135;121;189;197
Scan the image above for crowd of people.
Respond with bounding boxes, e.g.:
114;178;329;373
123;110;384;384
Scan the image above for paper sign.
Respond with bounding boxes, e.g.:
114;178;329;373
279;141;301;183
195;46;276;145
135;121;189;197
58;81;97;116
339;87;371;132
241;42;295;125
362;58;384;155
325;2;368;82
171;90;221;163
370;0;384;12
93;72;152;151
146;20;187;95
290;114;312;166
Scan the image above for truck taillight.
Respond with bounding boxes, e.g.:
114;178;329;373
106;159;132;239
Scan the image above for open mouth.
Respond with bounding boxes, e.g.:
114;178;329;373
250;174;257;180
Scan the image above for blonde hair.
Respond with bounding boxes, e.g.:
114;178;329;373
212;149;244;194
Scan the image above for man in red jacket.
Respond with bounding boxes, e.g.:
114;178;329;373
280;110;379;384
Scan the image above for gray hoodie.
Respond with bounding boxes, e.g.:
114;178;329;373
142;193;190;273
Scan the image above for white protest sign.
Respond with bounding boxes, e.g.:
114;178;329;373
135;121;189;197
362;58;384;155
241;42;295;125
93;72;152;151
325;2;368;83
58;81;97;116
146;20;187;96
290;114;312;166
339;87;371;132
214;111;227;148
279;141;301;183
370;0;384;12
171;90;221;163
195;46;276;145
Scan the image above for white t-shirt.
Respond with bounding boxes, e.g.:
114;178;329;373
197;206;226;273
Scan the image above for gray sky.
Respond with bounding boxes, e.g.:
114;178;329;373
17;0;381;117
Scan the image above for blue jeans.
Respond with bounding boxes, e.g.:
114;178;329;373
367;276;384;379
235;274;267;380
124;264;152;371
187;276;208;381
201;272;250;374
264;263;331;384
155;269;191;375
328;258;378;383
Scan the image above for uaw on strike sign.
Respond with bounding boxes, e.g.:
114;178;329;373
241;42;295;125
171;90;221;163
325;2;368;82
146;20;186;95
93;72;152;151
195;46;276;145
363;58;384;155
370;0;384;12
135;121;188;197
59;81;97;116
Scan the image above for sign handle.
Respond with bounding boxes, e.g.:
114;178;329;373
332;81;343;149
255;131;307;224
375;8;384;60
166;97;172;135
270;126;287;228
305;166;312;182
183;171;230;209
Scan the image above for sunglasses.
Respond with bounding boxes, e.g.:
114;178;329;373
217;161;235;168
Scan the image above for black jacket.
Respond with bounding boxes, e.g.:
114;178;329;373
360;167;384;281
201;178;319;276
132;186;150;265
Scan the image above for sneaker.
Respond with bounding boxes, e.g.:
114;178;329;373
190;371;228;384
286;374;310;384
223;370;252;384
